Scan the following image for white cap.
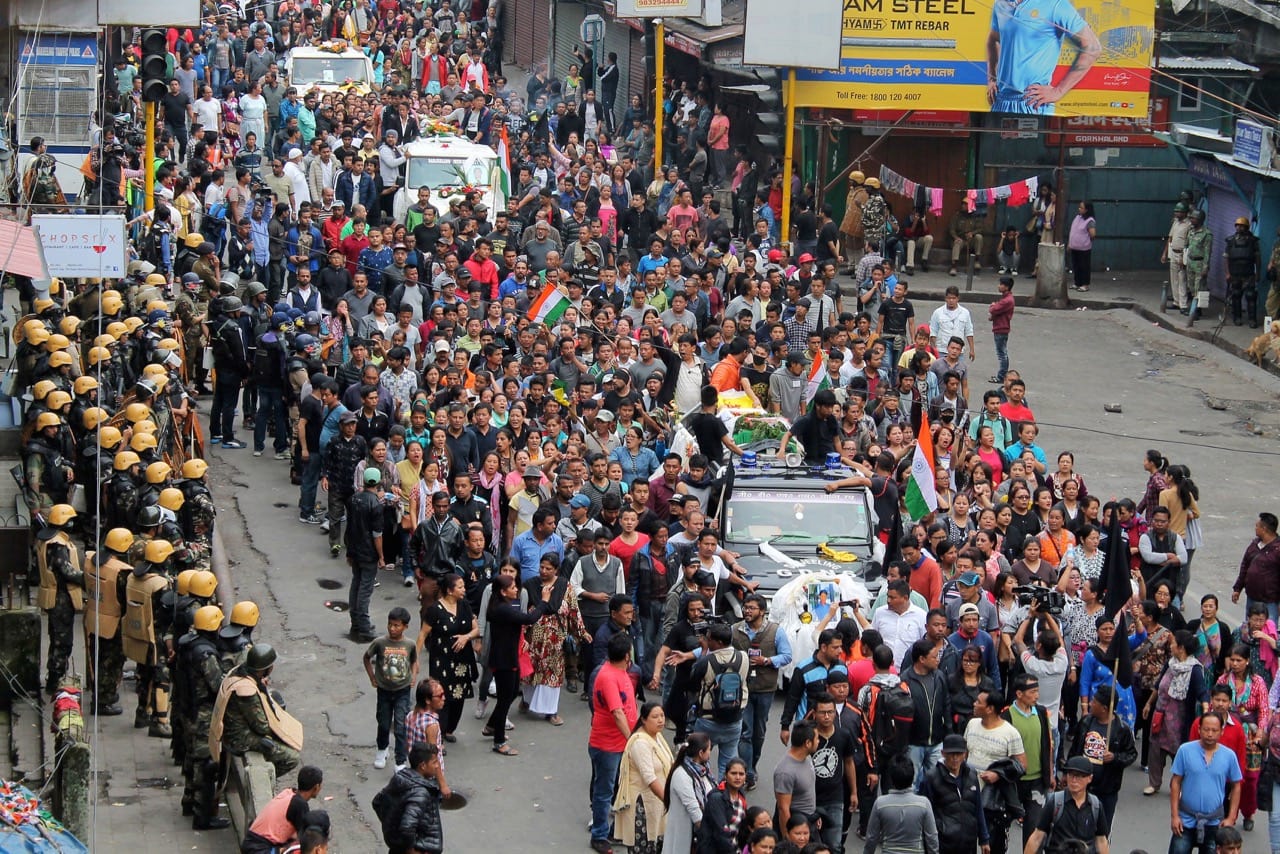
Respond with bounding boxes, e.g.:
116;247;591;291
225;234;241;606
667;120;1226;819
287;148;302;160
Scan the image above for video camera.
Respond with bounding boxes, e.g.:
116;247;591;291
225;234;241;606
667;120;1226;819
1014;585;1065;616
691;614;732;636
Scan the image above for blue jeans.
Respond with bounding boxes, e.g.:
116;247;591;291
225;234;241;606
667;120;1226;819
253;386;289;452
211;376;241;440
1169;824;1220;854
298;453;322;516
994;333;1009;381
814;801;845;852
692;716;742;779
375;685;412;765
738;691;774;780
588;746;623;842
908;743;943;789
398;529;414;579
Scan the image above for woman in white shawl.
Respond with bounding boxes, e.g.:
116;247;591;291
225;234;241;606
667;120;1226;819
614;702;674;853
662;732;714;854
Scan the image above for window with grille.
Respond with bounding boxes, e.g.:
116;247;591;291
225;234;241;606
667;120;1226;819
18;65;96;146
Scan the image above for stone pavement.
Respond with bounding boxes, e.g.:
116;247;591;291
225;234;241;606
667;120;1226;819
891;261;1280;377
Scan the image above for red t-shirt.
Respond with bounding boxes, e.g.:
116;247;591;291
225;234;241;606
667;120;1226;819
609;534;650;582
590;663;639;752
999;401;1035;425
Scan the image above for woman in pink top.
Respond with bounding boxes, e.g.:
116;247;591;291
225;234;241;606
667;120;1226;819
1068;201;1097;291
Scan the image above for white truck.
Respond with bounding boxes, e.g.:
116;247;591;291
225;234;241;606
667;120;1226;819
285;43;375;95
392;134;507;221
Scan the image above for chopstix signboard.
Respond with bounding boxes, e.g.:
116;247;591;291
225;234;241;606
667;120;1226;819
792;0;1154;117
1044;96;1168;146
30;214;127;278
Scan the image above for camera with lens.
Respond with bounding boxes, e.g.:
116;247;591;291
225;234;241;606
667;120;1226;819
691;614;731;636
1014;585;1065;615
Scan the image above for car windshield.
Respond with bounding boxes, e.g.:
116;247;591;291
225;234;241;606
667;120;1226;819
725;489;871;545
406;157;489;191
290;57;370;86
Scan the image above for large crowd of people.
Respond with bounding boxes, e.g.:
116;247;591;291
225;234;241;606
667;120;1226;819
9;3;1280;854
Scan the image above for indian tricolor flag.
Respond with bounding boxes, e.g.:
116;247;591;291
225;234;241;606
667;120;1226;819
526;286;568;325
904;409;938;519
804;354;830;410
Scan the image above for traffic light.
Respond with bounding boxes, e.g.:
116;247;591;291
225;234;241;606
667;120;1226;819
753;70;784;164
140;28;169;103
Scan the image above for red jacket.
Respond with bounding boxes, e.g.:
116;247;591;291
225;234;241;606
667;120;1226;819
989;292;1015;335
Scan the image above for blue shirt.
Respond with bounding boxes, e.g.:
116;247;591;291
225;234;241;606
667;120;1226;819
1003;439;1047;467
990;0;1087;115
358;246;393;295
1170;739;1241;827
498;275;528;300
636;253;667;277
509;530;565;582
318;404;349;451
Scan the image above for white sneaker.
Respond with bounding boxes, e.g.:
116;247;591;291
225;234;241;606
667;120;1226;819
320;519;330;533
474;699;489;719
505;717;515;731
394;763;408;772
374;748;389;769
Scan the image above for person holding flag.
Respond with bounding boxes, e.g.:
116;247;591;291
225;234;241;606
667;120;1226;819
777;388;841;467
1079;510;1143;730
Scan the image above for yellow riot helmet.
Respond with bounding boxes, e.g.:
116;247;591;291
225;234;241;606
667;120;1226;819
113;451;141;471
47;504;77;526
46;334;71;351
48;351;73;368
48;278;62;295
25;325;49;346
100;293;124;315
81;407;108;430
145;461;172;484
133;420;157;435
97;426;123;448
189;570;218;599
73;376;100;396
124;402;151;423
144;539;174;565
129;432;158;453
144;273;168;287
193;606;225;632
146;300;169;314
104;528;134;553
88;346;112;366
105;321;128;339
35;412;61;431
31;380;56;401
158;487;184;511
230;601;260;628
849;170;865;183
142;364;167;381
45;391;72;411
156;338;180;352
93;334;116;349
181;458;208;479
175;569;199;595
58;316;81;336
34;298;55;314
122;317;144;334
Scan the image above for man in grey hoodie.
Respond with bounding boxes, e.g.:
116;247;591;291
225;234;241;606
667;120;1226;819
864;753;939;854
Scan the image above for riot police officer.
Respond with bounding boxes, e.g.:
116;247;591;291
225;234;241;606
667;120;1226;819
218;600;260;671
210;643;303;779
1224;215;1263;327
1185;210;1213;319
178;605;232;830
23;412;73;518
178;458;216;552
123;538;175;736
105;449;143;531
84;527;134;715
36;503;84;694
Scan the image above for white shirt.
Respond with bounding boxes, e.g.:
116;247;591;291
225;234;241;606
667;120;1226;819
283;161;310;210
1019;647;1070;727
870;603;928;666
929;304;974;347
675;359;705;414
963;717;1025;774
193;97;221;131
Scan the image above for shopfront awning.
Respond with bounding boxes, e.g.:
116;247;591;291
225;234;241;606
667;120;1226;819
0;219;50;280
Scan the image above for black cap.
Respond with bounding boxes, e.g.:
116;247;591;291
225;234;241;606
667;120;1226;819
693;570;716;588
941;733;968;754
1064;756;1096;776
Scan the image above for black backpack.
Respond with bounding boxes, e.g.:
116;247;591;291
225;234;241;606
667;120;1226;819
371;780;406;847
861;680;914;770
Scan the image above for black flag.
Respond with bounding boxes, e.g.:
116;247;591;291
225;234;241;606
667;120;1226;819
1098;504;1134;689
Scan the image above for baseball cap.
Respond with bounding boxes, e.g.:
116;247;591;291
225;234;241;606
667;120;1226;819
707;248;723;259
797;298;812;309
693;570;717;588
767;249;784;263
957;571;982;587
569;494;591;509
338;411;357;424
363;468;382;485
958;602;980;618
1063;756;1096;776
669;494;688;506
523;465;544;479
798;252;815;263
596;410;616;422
433;340;451;353
942;734;968;754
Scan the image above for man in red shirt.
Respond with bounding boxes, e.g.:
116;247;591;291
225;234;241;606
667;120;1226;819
339;218;370;275
902;539;942;609
463;237;501;301
588;634;639;853
998;377;1035;425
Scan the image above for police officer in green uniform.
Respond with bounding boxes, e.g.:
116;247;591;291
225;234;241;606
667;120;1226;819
23;412;73;519
105;450;144;532
83;527;135;715
123;539;175;736
1224;215;1262;327
211;643;302;779
177;458;216;557
178;605;233;830
35;503;84;695
1185;209;1213;318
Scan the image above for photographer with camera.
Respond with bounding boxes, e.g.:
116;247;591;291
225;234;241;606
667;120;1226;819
649;592;711;745
1011;596;1070;729
688;622;749;777
731;593;792;790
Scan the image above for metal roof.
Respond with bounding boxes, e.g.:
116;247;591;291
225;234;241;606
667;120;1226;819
1157;55;1260;73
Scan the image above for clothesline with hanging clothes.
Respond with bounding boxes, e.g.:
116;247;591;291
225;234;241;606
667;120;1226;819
877;165;1040;217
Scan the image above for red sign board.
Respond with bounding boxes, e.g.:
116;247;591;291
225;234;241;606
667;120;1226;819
1045;98;1170;147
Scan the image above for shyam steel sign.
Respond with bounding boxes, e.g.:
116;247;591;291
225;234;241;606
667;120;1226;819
792;0;1154;117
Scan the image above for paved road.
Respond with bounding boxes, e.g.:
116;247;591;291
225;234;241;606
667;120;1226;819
188;300;1280;852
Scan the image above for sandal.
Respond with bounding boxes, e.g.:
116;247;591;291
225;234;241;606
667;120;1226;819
481;727;495;737
546;714;564;726
492;743;519;756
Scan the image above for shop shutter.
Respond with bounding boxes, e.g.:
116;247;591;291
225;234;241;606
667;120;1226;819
553;1;588;86
599;15;634;128
533;0;551;74
513;0;550;71
1205;187;1248;301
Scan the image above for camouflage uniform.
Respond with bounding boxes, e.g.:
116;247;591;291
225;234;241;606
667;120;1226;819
219;672;301;777
83;548;130;711
104;470;142;531
123;563;173;733
177;631;225;824
1185;223;1213;302
177;479;217;560
35;527;83;691
23;434;72;517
